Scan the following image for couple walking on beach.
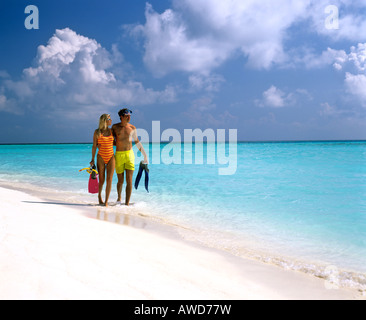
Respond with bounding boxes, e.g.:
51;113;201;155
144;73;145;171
90;108;148;207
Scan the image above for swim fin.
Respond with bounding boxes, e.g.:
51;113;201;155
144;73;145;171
134;161;149;193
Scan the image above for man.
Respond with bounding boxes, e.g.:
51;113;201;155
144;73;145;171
112;108;148;206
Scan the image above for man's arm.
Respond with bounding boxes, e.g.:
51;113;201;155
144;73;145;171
132;128;148;164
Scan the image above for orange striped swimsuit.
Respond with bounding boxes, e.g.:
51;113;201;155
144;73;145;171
98;134;114;164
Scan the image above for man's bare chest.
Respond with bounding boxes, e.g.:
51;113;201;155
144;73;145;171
115;126;133;140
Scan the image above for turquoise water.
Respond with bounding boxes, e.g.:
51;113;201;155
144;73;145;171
1;141;366;288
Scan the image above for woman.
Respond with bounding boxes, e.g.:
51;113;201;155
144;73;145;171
91;114;115;207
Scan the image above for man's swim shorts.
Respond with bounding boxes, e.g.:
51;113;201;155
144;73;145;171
115;150;135;174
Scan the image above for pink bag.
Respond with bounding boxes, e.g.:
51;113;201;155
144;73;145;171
88;174;99;194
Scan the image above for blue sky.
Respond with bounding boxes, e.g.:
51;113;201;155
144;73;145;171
0;0;365;143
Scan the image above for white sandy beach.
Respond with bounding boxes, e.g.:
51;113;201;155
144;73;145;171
0;186;362;300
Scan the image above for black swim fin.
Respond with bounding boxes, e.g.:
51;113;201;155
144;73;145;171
135;161;149;193
134;162;143;190
144;164;149;193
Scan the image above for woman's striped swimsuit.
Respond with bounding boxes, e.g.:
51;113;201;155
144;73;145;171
98;134;114;164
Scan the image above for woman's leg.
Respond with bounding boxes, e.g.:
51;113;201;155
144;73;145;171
97;154;105;205
104;156;115;207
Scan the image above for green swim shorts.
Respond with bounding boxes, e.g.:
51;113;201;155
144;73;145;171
115;150;135;174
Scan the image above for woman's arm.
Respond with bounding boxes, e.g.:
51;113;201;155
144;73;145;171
112;125;117;146
90;130;98;166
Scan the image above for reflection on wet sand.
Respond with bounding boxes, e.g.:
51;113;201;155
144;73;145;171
93;206;183;241
96;208;149;230
96;209;129;226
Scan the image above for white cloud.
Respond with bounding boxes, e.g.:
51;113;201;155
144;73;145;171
264;86;287;108
0;28;176;118
312;43;366;105
256;86;293;108
345;73;366;104
343;43;366;72
132;1;313;76
0;94;22;115
25;28;115;85
320;43;366;72
132;4;230;77
301;42;366;106
336;45;366;105
188;73;225;92
256;86;312;108
307;0;366;41
131;0;366;77
319;102;338;117
300;48;348;69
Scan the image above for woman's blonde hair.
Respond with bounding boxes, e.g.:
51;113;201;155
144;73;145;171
97;114;111;137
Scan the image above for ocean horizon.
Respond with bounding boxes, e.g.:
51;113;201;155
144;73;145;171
1;139;366;145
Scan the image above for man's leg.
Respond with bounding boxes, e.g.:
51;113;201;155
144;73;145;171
125;170;134;206
117;172;124;203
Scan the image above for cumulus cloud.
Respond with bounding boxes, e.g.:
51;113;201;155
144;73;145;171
300;41;366;106
316;43;366;105
188;73;225;92
0;28;176;119
263;86;288;108
255;86;312;108
306;0;366;41
131;0;366;77
329;43;366;72
319;102;340;117
0;94;21;115
256;86;294;108
131;3;230;77
298;47;348;69
132;1;308;76
345;73;366;105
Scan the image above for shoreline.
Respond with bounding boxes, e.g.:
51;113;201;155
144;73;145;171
0;185;363;300
1;179;366;294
